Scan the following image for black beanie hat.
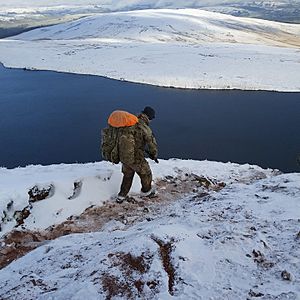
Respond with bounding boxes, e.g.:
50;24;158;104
142;106;155;120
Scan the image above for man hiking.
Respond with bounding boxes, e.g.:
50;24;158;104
101;106;158;203
117;106;158;203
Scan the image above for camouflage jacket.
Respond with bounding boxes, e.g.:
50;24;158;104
135;113;158;161
118;113;158;166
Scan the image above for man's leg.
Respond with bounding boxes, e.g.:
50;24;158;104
118;164;135;197
136;159;152;193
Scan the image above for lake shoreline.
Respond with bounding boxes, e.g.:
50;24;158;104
0;62;297;94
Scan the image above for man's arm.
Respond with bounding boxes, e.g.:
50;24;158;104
143;126;158;161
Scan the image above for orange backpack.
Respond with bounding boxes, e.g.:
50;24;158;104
108;110;138;128
101;110;138;164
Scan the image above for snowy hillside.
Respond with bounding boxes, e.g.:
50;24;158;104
10;9;300;47
0;159;275;237
1;0;299;24
0;159;300;299
0;8;300;91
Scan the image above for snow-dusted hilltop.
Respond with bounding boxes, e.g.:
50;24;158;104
1;0;299;23
9;9;300;47
0;8;300;91
0;160;300;299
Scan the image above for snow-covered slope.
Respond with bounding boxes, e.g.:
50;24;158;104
0;159;299;299
1;0;299;23
0;9;299;91
10;9;300;47
0;159;277;237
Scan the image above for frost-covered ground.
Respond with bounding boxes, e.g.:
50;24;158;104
0;159;300;299
0;8;300;91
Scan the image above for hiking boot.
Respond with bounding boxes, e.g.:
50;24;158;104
140;188;158;198
116;195;126;204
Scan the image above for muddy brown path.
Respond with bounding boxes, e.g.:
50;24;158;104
0;174;225;270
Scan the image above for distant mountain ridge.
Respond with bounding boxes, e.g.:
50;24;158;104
0;0;299;35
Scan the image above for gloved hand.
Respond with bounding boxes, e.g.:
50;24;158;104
147;152;159;163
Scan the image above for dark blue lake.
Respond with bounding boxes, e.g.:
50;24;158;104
0;63;299;172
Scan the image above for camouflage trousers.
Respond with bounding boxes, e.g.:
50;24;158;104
118;159;152;197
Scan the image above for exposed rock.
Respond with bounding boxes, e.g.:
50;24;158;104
190;173;226;191
14;207;31;226
248;289;264;297
252;249;274;269
68;181;82;200
1;200;15;231
6;200;13;211
28;184;55;203
281;270;292;281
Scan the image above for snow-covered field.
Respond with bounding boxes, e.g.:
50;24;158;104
1;8;299;91
0;159;299;299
